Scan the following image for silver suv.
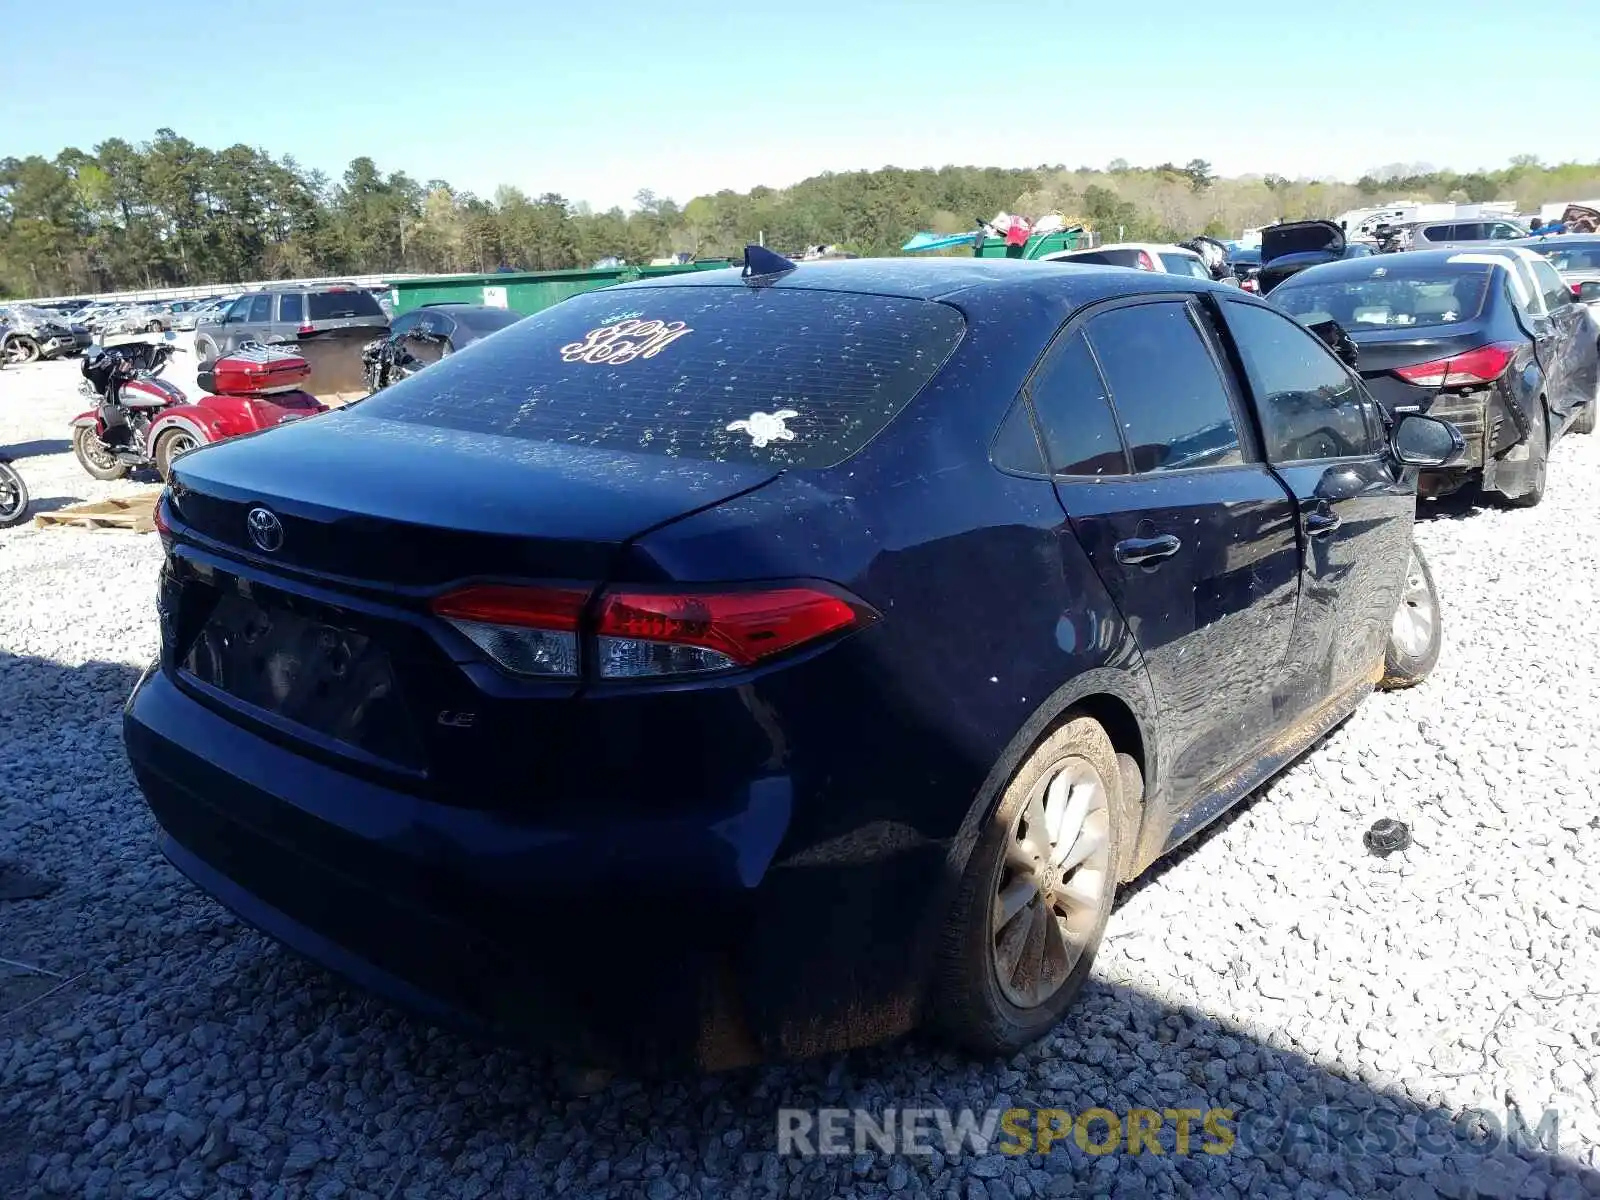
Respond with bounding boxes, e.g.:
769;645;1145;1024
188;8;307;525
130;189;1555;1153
1403;219;1528;251
193;285;389;363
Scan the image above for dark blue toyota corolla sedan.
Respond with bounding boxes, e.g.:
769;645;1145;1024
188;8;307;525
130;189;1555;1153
126;253;1463;1072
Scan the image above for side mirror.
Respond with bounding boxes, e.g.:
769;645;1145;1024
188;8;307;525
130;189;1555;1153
1392;413;1464;467
1576;281;1600;303
1307;318;1359;369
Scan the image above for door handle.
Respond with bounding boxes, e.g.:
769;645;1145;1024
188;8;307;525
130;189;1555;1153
1114;534;1182;565
1306;509;1341;537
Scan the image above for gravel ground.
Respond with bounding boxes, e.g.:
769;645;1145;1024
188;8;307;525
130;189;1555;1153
4;355;1600;1200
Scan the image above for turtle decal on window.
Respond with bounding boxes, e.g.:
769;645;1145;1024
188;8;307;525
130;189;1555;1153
727;409;799;448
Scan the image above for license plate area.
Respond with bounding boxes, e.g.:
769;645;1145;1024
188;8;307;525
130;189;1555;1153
179;589;423;770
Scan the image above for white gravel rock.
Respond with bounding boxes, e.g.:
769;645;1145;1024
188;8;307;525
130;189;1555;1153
4;357;1600;1198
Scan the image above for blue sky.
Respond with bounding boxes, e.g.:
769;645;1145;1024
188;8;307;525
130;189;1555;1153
4;0;1596;211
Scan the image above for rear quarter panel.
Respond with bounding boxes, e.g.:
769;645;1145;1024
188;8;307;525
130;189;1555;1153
629;294;1157;1042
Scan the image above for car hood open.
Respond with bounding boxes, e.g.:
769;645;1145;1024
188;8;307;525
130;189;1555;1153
1261;220;1346;264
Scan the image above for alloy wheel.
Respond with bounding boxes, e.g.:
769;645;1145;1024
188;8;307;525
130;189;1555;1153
82;433;117;471
992;757;1113;1009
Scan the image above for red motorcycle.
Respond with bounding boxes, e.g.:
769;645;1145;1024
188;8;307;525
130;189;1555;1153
71;336;326;482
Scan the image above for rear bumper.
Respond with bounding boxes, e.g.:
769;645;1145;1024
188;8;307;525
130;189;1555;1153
124;664;941;1070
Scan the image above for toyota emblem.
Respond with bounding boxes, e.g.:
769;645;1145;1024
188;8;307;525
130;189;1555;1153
246;507;284;553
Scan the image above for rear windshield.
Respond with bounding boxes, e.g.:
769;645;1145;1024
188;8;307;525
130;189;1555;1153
1055;249;1141;268
1539;243;1600;271
307;290;385;320
357;285;966;468
451;307;526;336
1269;266;1493;329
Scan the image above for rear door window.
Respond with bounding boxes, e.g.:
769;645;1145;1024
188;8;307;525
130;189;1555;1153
1531;258;1572;310
1083;301;1244;472
1421;225;1455;243
1027;331;1127;476
308;290;386;320
358;286;967;469
1222;301;1384;462
277;293;304;325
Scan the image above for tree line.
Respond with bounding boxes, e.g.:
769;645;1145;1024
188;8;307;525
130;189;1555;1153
3;129;1598;298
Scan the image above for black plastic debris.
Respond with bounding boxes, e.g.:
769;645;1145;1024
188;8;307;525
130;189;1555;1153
1363;819;1412;857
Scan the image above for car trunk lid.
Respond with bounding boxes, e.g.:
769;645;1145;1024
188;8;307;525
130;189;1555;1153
167;409;782;586
1261;220;1346;264
1348;323;1496;413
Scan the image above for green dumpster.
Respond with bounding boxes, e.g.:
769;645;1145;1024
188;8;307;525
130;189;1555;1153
973;229;1092;259
391;261;733;318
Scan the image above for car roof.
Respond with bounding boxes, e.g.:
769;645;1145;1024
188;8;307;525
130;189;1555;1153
1267;248;1501;285
607;256;1224;306
1513;235;1600;251
1462;245;1545;265
1049;242;1196;256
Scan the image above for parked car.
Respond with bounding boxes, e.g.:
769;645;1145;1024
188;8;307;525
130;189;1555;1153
360;303;527;392
1042;242;1214;280
1226;244;1262;287
1518;235;1600;311
171;297;233;332
1255;220;1376;295
1393;218;1528;252
193;284;390;363
127;255;1464;1072
1269;247;1598;499
0;304;91;363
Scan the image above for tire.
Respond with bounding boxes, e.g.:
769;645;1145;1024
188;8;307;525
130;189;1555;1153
154;428;199;481
72;426;129;481
1502;405;1548;508
4;335;40;365
0;461;29;528
1575;368;1598;434
931;715;1127;1056
1380;543;1441;690
146;321;163;333
193;338;215;365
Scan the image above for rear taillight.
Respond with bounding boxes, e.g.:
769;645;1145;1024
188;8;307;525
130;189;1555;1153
1393;343;1517;388
596;587;865;678
153;490;172;539
429;583;874;680
431;584;587;678
298;324;314;335
1135;251;1156;271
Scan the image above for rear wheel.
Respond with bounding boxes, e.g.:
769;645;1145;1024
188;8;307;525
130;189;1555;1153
193;338;215;365
154;429;199;481
146;321;163;333
1380;544;1441;689
73;426;128;481
0;461;29;527
4;335;40;365
932;715;1125;1055
1503;405;1548;508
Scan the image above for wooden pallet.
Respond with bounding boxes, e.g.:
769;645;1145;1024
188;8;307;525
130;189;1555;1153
33;491;161;534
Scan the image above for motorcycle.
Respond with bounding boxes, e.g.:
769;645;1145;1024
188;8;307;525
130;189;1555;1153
0;457;29;527
71;334;327;482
